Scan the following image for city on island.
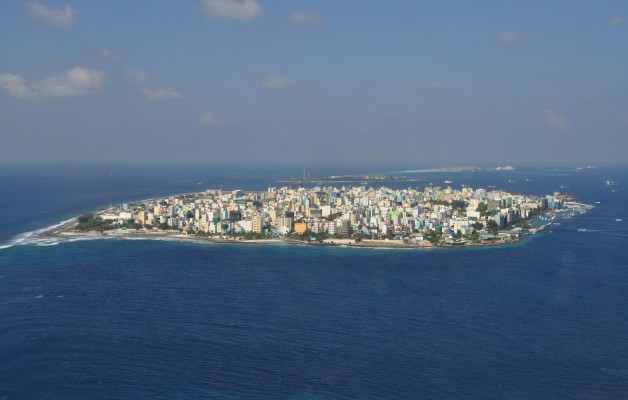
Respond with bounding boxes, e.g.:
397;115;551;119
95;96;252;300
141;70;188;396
54;183;594;248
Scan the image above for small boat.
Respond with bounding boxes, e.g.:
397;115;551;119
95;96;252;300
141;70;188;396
577;228;587;232
616;219;622;222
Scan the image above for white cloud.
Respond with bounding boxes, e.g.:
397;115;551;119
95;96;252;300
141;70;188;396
99;48;118;61
290;11;323;25
0;66;103;100
544;108;568;128
199;112;224;126
142;88;183;101
262;74;297;90
427;81;442;90
0;75;30;99
125;69;149;86
607;17;626;27
200;0;260;21
125;69;183;101
26;1;76;28
498;31;528;45
243;70;300;90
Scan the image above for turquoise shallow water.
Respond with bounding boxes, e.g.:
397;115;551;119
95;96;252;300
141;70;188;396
0;164;627;399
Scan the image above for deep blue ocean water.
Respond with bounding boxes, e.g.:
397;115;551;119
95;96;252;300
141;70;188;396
1;164;627;399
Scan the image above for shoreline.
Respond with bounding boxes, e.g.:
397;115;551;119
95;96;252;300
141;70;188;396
40;220;529;250
7;207;587;251
23;199;595;251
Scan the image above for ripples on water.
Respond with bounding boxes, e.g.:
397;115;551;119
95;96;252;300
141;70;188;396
0;165;627;399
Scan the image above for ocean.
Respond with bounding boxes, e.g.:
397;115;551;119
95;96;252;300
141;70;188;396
1;164;627;399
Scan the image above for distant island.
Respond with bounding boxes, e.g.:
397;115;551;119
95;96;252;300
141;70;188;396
281;165;519;183
281;175;418;183
488;165;515;171
44;182;594;249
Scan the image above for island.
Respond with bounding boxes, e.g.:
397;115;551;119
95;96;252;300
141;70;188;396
44;182;594;249
280;165;525;184
281;175;418;183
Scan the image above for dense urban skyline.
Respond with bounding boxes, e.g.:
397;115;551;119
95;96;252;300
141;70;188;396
1;1;627;164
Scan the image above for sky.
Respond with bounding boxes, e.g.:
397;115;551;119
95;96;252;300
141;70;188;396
1;0;627;165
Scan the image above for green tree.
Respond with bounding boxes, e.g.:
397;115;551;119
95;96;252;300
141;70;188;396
426;230;440;244
352;233;366;243
326;212;342;221
476;203;489;217
76;215;116;232
472;222;484;230
450;200;468;209
315;232;329;243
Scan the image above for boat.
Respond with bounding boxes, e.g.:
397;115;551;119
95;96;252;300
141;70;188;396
577;228;588;232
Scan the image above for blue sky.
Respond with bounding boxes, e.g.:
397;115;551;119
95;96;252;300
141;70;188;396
1;0;627;164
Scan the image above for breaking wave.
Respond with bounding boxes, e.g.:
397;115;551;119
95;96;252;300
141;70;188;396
0;218;212;251
0;218;77;250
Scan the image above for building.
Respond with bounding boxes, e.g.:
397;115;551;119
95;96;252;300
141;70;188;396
137;211;146;226
252;215;262;233
294;221;307;234
325;220;336;235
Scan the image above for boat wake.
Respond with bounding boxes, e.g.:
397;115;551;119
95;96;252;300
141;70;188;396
571;227;628;238
577;217;623;220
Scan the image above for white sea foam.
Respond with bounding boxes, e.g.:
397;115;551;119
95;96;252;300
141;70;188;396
0;218;76;250
0;223;218;250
